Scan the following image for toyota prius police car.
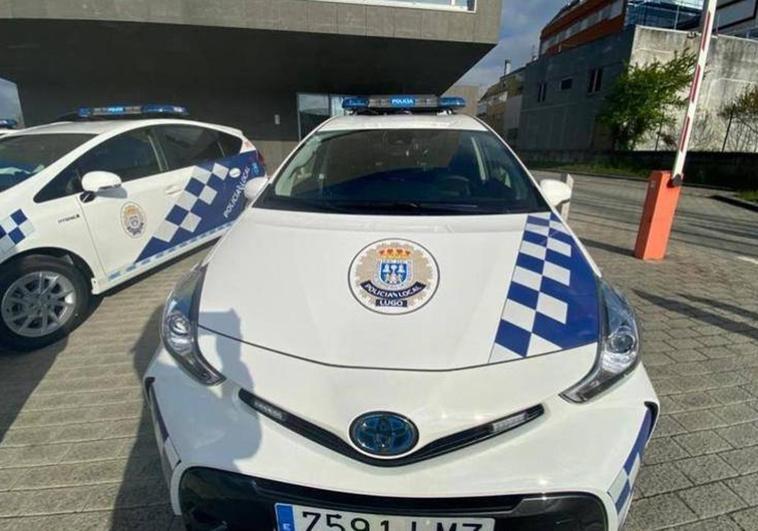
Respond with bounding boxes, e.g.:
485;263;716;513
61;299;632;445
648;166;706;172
0;105;264;351
146;95;658;531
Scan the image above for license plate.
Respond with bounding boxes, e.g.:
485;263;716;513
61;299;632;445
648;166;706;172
275;504;495;531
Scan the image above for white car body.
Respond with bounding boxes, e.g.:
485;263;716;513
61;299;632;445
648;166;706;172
146;111;658;531
0;118;263;295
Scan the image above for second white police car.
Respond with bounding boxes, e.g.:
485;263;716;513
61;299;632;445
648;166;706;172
0;105;264;351
146;95;658;531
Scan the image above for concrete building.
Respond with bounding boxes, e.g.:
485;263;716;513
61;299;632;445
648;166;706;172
477;61;525;145
539;0;703;56
717;0;758;38
0;0;501;166
520;24;758;153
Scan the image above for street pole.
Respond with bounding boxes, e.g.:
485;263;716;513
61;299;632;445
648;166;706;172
670;0;718;187
634;0;718;260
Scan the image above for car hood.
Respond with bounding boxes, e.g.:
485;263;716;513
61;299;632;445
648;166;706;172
199;207;600;374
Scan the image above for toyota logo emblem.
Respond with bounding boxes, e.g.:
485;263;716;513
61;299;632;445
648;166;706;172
350;412;418;457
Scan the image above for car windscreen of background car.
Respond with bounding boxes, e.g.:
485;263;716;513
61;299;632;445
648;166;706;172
258;129;548;215
0;134;94;193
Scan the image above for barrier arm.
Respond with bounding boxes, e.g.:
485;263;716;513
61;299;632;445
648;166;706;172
634;0;718;261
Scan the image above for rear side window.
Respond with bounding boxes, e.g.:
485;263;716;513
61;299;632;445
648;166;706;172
157;126;226;169
218;133;243;156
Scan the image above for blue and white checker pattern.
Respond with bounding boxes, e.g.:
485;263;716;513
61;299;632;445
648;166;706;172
107;221;233;282
148;163;230;252
490;212;599;362
136;151;259;263
0;209;35;257
608;409;654;525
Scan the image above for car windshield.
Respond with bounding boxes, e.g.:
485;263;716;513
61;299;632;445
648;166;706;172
257;128;548;216
0;133;94;193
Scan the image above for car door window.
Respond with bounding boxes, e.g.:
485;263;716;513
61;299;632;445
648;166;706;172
157;126;225;170
35;128;161;202
77;128;161;182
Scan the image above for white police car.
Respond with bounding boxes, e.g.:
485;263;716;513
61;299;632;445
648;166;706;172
0;105;264;351
145;96;658;531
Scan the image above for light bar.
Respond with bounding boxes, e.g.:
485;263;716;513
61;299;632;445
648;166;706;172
342;95;467;112
0;119;18;129
77;104;189;119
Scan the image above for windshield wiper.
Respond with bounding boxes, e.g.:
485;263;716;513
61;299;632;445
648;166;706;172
329;200;488;215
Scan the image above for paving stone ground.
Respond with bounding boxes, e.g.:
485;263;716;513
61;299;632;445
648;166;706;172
0;173;756;530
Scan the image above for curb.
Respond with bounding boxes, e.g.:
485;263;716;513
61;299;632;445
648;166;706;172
712;194;758;213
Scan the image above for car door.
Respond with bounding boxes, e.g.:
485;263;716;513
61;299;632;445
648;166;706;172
143;124;260;257
72;127;189;282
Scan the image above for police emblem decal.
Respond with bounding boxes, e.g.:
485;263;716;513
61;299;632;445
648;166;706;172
120;203;146;238
349;240;439;315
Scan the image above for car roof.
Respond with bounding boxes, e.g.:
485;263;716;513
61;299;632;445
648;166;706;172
318;113;488;133
12;119;241;137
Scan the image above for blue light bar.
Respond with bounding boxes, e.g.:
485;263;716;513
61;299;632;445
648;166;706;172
342;95;467;112
0;119;19;128
142;104;190;116
438;96;467;109
77;104;189;119
342;97;370;111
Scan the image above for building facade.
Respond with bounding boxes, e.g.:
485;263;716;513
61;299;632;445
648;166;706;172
539;0;702;56
477;63;525;145
0;0;501;166
520;24;758;153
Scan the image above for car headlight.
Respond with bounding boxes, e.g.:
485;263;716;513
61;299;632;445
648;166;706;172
161;265;225;386
562;279;640;403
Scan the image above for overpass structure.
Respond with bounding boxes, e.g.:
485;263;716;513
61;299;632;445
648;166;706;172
0;0;501;165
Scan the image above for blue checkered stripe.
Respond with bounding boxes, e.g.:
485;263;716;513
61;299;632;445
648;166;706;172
608;409;654;524
107;221;233;282
136;151;259;264
0;209;35;257
490;212;599;362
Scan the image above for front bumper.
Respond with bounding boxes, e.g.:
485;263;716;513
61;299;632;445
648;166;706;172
145;347;658;531
179;468;607;531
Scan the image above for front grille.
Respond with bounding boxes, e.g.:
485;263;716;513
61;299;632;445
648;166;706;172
180;468;607;531
238;389;544;467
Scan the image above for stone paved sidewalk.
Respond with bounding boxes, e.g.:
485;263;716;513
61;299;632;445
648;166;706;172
0;174;756;530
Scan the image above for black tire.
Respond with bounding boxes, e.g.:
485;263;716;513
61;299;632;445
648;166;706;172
0;255;90;352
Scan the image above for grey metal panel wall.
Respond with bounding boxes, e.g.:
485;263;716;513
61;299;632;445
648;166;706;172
0;0;501;44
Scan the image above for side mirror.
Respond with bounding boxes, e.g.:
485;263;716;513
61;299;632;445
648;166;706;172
244;177;268;202
81;171;122;193
540;178;572;208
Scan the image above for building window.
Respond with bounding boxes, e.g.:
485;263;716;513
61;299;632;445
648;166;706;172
587;68;604;94
306;0;476;12
297;94;352;139
560;78;574;91
537;82;548;103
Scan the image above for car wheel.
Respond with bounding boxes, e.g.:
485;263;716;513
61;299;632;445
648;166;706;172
0;255;90;352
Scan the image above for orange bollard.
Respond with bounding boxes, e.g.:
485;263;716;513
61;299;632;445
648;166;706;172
634;171;682;261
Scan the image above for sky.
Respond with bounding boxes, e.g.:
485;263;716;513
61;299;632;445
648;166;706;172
457;0;562;90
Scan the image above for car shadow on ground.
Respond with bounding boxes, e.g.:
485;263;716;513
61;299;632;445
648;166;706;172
634;290;758;341
578;238;634;257
0;337;68;444
112;304;260;530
